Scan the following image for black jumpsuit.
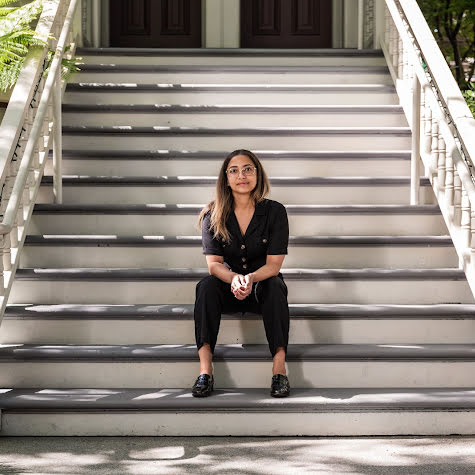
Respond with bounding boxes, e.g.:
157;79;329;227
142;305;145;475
194;198;290;357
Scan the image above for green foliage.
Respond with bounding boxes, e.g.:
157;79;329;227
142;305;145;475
462;82;475;117
0;0;81;93
417;0;474;90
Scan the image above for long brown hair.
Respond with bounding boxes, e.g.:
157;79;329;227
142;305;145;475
198;149;270;243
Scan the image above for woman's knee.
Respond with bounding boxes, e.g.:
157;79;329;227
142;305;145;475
196;275;222;296
260;276;287;297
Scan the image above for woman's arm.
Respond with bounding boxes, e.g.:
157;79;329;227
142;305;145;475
205;255;238;284
248;254;285;283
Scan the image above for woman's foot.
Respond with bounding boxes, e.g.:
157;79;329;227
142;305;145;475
191;373;214;397
270;374;290;398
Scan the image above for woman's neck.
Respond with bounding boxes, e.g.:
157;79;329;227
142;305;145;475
233;193;254;211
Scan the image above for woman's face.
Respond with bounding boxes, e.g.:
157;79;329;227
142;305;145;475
226;154;258;197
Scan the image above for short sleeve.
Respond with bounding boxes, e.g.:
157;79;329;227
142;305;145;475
267;202;289;255
201;212;224;256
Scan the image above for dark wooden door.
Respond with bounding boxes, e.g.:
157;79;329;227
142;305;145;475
241;0;332;48
110;0;202;48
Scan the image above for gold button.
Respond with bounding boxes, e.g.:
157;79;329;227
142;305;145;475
241;244;245;249
263;238;267;243
242;257;246;262
243;264;247;269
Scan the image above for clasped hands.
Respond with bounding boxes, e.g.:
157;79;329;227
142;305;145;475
231;273;254;300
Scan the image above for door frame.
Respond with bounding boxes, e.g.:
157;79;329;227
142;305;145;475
84;0;369;49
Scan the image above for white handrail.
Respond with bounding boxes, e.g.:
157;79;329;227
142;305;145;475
0;0;79;322
382;0;475;298
1;0;78;232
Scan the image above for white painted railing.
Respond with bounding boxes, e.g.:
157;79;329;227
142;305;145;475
0;0;79;323
380;0;475;298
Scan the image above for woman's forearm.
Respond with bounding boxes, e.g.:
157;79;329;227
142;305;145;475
249;263;281;282
208;262;238;284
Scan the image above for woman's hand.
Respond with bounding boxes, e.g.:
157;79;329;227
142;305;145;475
231;273;254;300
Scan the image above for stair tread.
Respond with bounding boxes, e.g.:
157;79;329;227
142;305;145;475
76;47;384;56
23;235;453;246
62;125;410;135
40;176;428;185
13;267;466;280
33;203;441;214
1;343;475;360
52;149;412;159
77;64;389;72
5;303;475;319
1;387;474;411
63;104;404;113
66;83;395;91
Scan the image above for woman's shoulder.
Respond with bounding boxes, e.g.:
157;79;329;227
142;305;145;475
261;199;286;214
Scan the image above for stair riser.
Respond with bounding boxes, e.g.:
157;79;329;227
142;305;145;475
29;214;449;236
19;245;458;269
44;158;412;178
9;280;473;305
62;111;407;128
79;56;388;67
1;361;475;388
62;134;411;151
2;411;473;436
2;318;475;345
73;71;394;85
36;184;435;206
63;91;399;106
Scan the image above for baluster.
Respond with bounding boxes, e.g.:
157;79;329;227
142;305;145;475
397;37;403;80
461;187;471;261
422;91;432;172
2;232;11;274
437;133;446;197
16;195;25;244
390;19;398;72
444;145;454;214
454;170;462;226
430;114;439;177
470;201;475;268
0;234;4;297
384;8;390;51
35;79;45;154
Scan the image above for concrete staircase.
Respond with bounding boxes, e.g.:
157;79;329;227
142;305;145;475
1;48;475;436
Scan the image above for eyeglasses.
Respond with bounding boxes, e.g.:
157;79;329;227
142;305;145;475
226;166;257;177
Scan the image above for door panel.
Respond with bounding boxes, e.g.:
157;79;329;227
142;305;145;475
110;0;201;48
242;0;332;48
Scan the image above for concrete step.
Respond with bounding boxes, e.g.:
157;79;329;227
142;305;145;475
29;204;448;235
44;150;413;177
36;176;434;205
1;387;475;436
1;343;475;388
61;125;411;151
61;104;407;127
9;268;473;304
72;64;393;85
76;48;388;66
3;303;475;345
20;235;457;269
63;84;399;106
4;386;475;436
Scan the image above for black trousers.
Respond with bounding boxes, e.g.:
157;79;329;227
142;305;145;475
194;274;290;357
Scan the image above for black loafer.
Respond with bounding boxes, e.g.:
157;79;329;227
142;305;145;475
270;374;290;398
192;373;214;397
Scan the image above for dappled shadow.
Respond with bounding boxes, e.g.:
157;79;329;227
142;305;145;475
0;436;475;474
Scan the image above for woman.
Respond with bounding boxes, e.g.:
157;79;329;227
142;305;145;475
192;149;290;398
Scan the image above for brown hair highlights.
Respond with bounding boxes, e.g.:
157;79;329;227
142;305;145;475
198;149;270;243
